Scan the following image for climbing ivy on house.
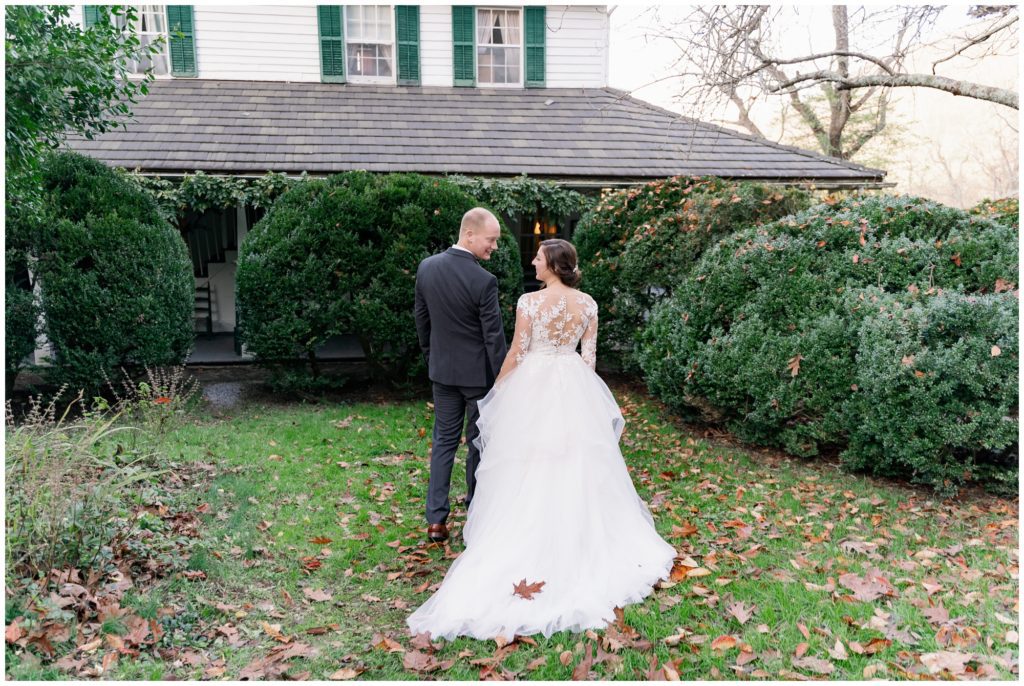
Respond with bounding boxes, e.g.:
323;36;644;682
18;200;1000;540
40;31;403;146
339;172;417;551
121;170;302;222
121;170;592;228
446;173;594;219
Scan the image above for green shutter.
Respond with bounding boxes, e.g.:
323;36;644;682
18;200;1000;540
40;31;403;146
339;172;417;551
83;5;101;28
167;6;197;77
396;6;420;86
318;5;345;83
452;6;475;87
525;6;545;88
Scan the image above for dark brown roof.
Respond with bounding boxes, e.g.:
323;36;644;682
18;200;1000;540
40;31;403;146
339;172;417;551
66;79;886;184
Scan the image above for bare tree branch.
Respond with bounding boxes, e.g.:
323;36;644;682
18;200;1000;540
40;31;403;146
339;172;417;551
773;71;1019;109
932;13;1019;73
651;4;1018;161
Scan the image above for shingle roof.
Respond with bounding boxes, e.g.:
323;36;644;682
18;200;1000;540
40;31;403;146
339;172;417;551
66;79;886;184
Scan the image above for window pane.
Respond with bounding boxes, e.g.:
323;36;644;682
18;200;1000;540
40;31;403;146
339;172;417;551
348;43;393;77
347;6;364;39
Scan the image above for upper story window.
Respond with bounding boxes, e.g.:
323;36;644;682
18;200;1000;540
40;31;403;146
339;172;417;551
345;5;394;82
477;8;521;86
115;5;171;76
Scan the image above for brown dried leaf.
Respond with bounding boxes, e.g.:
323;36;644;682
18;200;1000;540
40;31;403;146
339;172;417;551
787;354;803;377
512;579;546;600
828;639;849;660
303;587;333;602
571;643;594;681
403;649;441;673
920;651;972;675
726;601;754;625
793;656;835;674
371;633;405;653
409;632;437;652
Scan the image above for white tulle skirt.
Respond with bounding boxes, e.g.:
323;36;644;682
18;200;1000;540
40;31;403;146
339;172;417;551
406;350;677;641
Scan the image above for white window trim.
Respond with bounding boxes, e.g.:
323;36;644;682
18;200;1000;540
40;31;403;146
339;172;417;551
345;5;397;86
476;6;524;89
118;5;174;80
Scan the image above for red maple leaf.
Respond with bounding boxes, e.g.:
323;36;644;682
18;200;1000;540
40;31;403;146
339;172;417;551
512;579;545;600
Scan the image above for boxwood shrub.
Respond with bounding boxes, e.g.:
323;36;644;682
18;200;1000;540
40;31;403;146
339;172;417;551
30;153;194;396
235;172;522;387
574;176;810;370
638;194;1018;493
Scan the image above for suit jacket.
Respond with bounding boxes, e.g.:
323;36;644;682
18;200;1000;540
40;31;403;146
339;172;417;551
414;247;508;387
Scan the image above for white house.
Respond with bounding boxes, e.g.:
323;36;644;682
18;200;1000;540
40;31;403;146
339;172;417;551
61;4;886;361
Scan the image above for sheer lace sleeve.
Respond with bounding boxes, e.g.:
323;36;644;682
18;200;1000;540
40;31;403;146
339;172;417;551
495;293;535;385
580;296;598;370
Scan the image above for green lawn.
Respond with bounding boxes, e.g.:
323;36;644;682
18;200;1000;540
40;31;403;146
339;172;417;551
6;383;1019;680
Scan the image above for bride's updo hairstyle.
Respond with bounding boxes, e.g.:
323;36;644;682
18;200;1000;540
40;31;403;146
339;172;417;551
540;239;582;288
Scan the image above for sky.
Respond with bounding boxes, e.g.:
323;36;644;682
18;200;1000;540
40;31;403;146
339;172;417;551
605;4;1020;207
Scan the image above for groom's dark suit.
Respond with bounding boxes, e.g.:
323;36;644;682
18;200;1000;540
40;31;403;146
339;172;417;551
414;247;508;525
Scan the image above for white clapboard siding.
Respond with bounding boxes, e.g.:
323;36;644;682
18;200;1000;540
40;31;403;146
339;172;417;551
421;5;453;87
68;4;83;27
70;4;608;87
193;6;321;82
545;5;609;88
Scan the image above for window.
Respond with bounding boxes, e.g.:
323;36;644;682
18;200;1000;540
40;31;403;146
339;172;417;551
346;5;394;82
477;8;521;86
115;5;172;76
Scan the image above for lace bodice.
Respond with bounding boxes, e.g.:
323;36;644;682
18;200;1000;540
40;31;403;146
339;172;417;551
512;289;599;370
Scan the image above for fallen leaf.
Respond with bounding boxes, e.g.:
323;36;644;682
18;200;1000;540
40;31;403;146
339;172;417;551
863;638;891;654
526;656;547;670
5;620;24;644
839;572;895;601
261;622;290;643
328;666;364;680
402;633;432;654
571;643;593;681
403;649;441;673
711;635;737;652
726;601;754;625
306;624;340;635
793;656;835;674
371;633;405;653
512;579;545;600
921;651;972;675
787;354;803;377
309;536;333;545
736;650;757;666
828;639;848;660
303;588;333;602
559;650;573;666
921;605;950;625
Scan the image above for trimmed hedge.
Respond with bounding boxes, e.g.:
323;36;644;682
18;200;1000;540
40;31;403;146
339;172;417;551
236;172;523;386
969;196;1019;229
638;194;1018;492
843;289;1018;494
32;152;194;396
574;176;811;370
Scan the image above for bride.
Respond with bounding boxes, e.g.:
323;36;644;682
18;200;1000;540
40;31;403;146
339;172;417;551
407;239;676;641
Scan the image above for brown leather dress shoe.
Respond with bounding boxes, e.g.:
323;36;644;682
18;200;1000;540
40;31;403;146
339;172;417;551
427;522;449;543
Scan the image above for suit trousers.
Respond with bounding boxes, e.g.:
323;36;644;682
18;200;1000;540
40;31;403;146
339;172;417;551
427;381;489;525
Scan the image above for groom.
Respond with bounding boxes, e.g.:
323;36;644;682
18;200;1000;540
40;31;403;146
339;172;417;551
414;208;508;543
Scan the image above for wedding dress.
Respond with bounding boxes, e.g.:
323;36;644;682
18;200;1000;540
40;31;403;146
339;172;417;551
407;288;677;641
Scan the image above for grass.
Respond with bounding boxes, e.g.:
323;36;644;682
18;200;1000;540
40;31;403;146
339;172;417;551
6;383;1019;680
